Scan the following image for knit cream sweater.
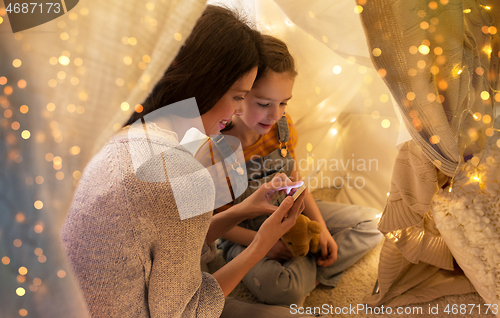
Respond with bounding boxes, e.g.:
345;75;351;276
62;127;224;317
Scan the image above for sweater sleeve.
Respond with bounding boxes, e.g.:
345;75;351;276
144;138;224;317
62;135;224;318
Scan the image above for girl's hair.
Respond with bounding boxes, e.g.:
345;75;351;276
255;34;297;81
125;5;263;125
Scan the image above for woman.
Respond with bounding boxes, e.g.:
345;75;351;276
62;6;305;317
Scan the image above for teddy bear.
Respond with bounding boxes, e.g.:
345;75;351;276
281;214;322;257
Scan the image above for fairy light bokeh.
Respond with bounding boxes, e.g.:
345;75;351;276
1;0;499;316
1;0;202;316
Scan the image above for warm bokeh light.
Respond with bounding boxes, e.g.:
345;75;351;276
21;130;31;139
18;267;28;275
16;288;26;296
15;213;25;223
121;102;130;111
47;103;56;111
128;37;138;45
430;135;440;144
59;56;70;65
418;45;430;54
481;91;490;100
73;170;82;179
53;156;62;165
34;223;43;233
34;200;43;210
123;56;133;65
36;176;44;184
75;106;84;114
4;86;13;95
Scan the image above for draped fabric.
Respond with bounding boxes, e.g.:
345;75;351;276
5;0;487;315
359;0;499;306
249;0;401;210
0;0;403;315
0;1;206;316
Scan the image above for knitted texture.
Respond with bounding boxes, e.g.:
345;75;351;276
62;128;224;317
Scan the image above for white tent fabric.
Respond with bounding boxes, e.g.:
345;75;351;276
0;0;402;315
211;0;400;209
1;1;206;316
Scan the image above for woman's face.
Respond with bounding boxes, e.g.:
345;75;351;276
239;71;295;135
201;67;258;136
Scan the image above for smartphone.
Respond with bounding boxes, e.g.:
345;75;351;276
291;160;326;200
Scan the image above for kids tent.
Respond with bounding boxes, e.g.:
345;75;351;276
0;0;498;316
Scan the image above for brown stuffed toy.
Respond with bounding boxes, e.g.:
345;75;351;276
281;214;322;257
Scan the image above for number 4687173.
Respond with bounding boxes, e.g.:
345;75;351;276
6;3;61;14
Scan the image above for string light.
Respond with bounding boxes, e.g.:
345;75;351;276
0;3;496;317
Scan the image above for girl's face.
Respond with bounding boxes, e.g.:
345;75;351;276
239;71;295;135
201;67;257;136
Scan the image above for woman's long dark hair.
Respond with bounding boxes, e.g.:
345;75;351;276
125;5;263;125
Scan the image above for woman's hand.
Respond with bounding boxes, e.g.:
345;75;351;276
316;229;337;267
238;173;303;219
252;191;306;255
266;240;294;262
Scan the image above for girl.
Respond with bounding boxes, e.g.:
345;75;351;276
196;35;383;306
62;7;306;318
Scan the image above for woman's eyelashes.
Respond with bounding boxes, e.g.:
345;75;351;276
234;96;245;101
